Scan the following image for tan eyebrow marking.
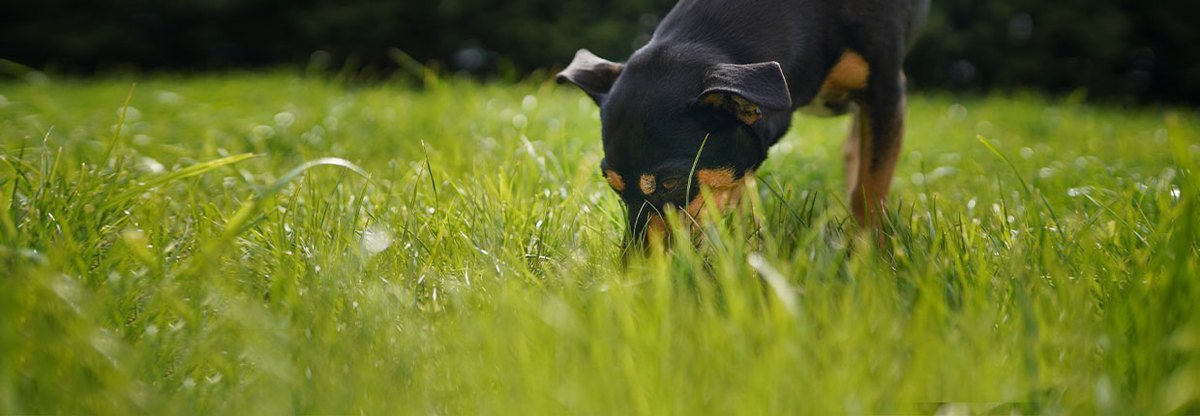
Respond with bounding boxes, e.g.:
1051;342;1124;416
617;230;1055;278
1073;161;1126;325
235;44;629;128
640;174;657;195
604;170;625;192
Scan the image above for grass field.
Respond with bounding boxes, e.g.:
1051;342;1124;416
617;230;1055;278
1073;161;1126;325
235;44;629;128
1;73;1198;414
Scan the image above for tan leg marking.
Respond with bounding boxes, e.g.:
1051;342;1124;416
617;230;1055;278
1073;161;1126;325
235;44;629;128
849;83;905;233
825;51;870;91
843;110;862;189
801;51;871;116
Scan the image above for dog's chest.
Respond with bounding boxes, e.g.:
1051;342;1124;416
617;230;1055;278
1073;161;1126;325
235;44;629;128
797;51;870;117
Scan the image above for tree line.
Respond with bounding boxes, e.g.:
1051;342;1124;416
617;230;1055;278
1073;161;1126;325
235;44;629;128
2;0;1196;103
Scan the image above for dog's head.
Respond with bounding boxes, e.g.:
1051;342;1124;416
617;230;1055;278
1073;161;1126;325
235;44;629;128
557;47;792;250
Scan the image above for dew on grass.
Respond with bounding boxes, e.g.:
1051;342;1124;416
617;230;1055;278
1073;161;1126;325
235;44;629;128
155;91;184;105
138;157;165;174
1039;167;1055;179
90;329;120;365
910;172;925;186
133;134;153;145
773;141;795;155
1154;128;1169;144
274;112;295;127
1160;167;1177;183
302;126;326;145
0;94;8;107
1020;147;1034;159
939;152;961;164
926;166;957;181
477;136;498;152
51;274;82;314
252;125;275;140
1042;107;1062;125
362;225;394;255
948;103;968;120
512;113;529;129
1170;187;1181;201
1095;376;1115;410
118;106;142;122
976;120;994;136
1074;156;1090;169
522;95;538;111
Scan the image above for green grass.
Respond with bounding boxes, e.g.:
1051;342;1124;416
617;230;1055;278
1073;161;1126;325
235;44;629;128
1;72;1198;414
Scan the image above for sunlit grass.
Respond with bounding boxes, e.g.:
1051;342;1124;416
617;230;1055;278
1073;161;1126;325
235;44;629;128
1;73;1198;414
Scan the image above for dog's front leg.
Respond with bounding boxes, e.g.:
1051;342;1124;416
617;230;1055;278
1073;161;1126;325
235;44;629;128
847;70;906;236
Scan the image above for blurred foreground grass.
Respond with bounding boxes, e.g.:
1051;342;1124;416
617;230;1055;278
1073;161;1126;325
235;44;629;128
1;73;1199;414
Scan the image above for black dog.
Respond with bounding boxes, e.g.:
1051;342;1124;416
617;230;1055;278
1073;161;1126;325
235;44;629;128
558;0;929;247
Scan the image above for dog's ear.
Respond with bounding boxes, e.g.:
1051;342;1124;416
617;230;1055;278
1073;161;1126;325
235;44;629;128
698;62;792;125
556;49;624;105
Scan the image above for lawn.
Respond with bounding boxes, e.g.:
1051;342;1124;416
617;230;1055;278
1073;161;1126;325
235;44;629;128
1;73;1198;414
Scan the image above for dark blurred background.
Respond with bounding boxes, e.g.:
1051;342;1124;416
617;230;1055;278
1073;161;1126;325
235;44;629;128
2;0;1197;103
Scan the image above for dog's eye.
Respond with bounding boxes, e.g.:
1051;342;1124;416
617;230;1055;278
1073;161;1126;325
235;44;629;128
660;177;682;191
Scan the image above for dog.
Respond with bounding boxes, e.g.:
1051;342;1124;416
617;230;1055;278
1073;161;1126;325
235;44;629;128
557;0;929;248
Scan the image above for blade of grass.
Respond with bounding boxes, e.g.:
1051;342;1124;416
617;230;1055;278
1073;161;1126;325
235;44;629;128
102;83;137;164
180;157;372;276
978;134;1067;243
101;153;260;211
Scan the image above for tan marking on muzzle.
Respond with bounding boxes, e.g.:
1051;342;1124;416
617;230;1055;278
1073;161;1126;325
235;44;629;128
645;214;668;248
639;174;657;195
687;169;754;220
696;168;737;188
604;170;625;192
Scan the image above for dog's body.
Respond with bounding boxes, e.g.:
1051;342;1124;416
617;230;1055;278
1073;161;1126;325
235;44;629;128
558;0;929;246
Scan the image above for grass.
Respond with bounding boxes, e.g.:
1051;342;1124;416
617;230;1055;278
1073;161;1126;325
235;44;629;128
1;72;1198;414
